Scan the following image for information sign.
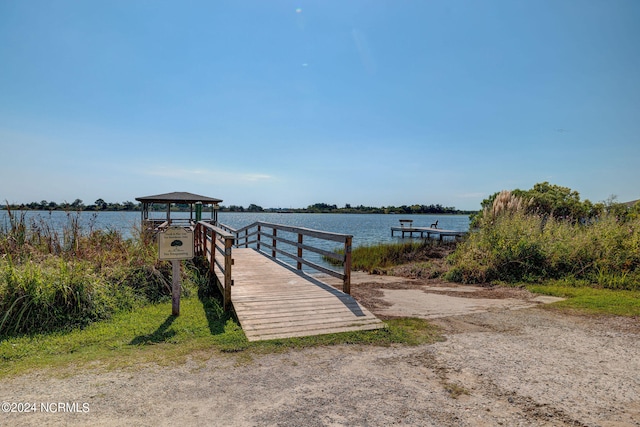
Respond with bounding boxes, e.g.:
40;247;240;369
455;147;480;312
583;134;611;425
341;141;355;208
158;227;194;260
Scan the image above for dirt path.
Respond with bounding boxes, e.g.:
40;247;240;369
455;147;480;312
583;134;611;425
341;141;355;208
2;275;639;426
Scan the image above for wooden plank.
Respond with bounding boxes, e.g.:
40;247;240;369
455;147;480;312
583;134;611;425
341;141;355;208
234;299;372;312
244;323;385;341
236;308;378;320
240;317;381;331
235;307;372;321
241;320;379;332
242;318;383;332
230;248;384;341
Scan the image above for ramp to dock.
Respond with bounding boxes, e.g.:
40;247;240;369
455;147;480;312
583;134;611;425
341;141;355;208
230;248;385;341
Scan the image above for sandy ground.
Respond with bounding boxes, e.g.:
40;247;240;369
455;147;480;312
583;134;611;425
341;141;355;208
2;273;639;426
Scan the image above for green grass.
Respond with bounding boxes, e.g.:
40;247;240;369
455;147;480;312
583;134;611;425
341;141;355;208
0;210;172;337
327;240;454;274
0;294;443;379
0;296;235;378
526;283;640;317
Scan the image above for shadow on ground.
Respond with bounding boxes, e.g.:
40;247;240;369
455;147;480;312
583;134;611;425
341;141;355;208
129;315;177;345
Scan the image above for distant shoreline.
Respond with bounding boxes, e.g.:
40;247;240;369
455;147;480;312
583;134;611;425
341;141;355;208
1;207;478;215
1;201;477;215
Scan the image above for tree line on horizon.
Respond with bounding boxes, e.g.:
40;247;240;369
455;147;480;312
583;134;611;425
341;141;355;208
2;199;475;215
226;202;473;214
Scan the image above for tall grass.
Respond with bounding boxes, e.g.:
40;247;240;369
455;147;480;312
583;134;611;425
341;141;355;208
0;258;130;335
446;195;640;290
326;239;455;274
0;209;190;337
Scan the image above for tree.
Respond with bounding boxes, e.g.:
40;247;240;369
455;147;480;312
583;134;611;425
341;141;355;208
123;201;136;211
516;182;586;220
94;199;107;210
471;182;598;228
307;203;337;212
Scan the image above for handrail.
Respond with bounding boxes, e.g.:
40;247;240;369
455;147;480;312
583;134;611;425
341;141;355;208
194;221;235;310
218;221;352;294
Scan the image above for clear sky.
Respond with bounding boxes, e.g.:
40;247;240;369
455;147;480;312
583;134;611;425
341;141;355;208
1;0;639;210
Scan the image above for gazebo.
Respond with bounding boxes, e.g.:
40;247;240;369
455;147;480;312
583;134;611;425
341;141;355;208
135;191;223;230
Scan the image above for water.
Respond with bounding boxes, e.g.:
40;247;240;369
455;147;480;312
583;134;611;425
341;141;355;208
0;210;142;237
0;210;469;248
218;212;469;245
220;212;469;272
1;210;470;272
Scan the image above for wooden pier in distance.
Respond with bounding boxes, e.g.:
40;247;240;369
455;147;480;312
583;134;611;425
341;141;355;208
391;219;466;240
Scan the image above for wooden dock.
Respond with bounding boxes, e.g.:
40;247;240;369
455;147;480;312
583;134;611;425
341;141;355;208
229;248;384;341
391;226;466;240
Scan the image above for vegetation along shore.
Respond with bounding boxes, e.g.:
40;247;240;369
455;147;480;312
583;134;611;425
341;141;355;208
2;200;475;215
1;181;638;378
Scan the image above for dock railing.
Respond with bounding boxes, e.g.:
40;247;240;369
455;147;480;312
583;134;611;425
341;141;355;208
218;222;353;294
194;221;235;310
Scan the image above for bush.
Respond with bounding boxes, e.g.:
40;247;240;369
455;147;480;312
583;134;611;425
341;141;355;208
0;210;191;338
448;205;640;289
0;259;133;335
470;182;604;228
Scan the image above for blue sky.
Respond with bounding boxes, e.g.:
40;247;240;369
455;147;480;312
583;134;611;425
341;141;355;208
1;0;638;210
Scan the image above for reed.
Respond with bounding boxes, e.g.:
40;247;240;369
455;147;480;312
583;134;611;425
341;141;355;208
446;208;640;290
0;209;195;337
326;240;455;274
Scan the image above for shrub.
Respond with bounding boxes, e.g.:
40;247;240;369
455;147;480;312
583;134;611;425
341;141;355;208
0;258;130;335
0;210;188;337
470;182;604;228
449;200;640;289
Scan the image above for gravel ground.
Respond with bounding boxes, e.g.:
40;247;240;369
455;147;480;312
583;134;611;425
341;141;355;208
1;276;639;426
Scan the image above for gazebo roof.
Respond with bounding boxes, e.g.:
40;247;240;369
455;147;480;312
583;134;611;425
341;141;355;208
135;192;223;204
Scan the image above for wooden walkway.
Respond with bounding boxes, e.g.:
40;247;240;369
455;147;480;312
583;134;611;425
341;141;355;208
391;226;466;240
229;248;385;341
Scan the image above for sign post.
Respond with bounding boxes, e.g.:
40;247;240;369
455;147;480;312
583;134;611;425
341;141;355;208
158;227;194;316
171;260;181;316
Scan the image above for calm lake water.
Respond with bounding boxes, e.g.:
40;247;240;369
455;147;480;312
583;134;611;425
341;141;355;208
0;210;470;248
1;210;470;271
